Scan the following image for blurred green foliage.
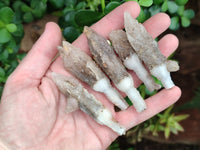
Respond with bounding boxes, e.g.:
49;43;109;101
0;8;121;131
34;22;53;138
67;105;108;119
0;3;25;95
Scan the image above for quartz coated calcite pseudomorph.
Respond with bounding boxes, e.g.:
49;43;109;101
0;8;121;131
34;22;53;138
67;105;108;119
84;26;130;84
58;41;128;110
84;26;146;113
52;72;126;135
124;12;179;89
109;29;161;92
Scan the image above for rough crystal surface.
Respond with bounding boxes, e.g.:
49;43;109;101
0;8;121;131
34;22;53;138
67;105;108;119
84;26;129;84
124;12;166;69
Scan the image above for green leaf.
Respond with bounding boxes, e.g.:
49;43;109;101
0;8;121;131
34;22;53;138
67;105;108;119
31;1;47;18
0;20;5;28
125;96;132;106
157;124;165;131
183;9;195;19
75;2;87;10
149;5;161;16
21;4;32;12
143;8;151;20
175;0;188;6
64;0;77;8
12;24;24;40
0;28;11;43
138;84;146;98
17;53;26;61
181;16;190;27
145;87;157;96
153;0;164;5
0;49;9;60
152;76;163;87
161;1;168;12
32;9;43;18
49;0;64;9
139;0;153;7
104;2;121;14
170;127;178;135
6;40;19;53
75;10;103;26
63;26;80;43
174;122;184;132
159;117;167;124
0;7;14;24
164;126;170;139
23;12;34;23
0;76;7;83
0;2;5;9
0;67;5;77
63;11;77;27
137;7;146;23
63;8;74;14
173;114;189;122
163;105;174;118
12;1;24;11
167;1;179;14
1;0;10;6
6;23;17;33
0;86;3;96
169;16;180;30
177;6;184;16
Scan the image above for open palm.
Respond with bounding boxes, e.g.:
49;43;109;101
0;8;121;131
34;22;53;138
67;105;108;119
0;2;181;150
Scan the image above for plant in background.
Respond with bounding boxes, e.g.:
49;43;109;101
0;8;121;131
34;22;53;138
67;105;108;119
12;0;47;23
0;5;25;95
126;105;189;144
55;0;122;42
147;105;189;139
152;0;195;30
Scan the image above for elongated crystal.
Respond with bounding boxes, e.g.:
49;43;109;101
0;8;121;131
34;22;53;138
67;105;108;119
52;72;126;135
84;26;146;113
58;41;128;110
109;30;161;91
124;12;179;89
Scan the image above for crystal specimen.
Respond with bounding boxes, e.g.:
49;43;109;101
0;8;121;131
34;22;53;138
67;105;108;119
52;72;126;135
124;12;179;89
84;26;146;113
109;29;161;92
58;41;128;110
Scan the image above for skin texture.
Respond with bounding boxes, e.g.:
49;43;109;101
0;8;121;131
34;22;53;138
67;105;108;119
0;2;181;150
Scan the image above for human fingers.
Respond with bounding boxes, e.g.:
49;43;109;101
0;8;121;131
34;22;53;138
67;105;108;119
9;22;62;82
116;86;182;129
143;13;170;39
72;1;141;53
158;34;179;56
50;1;140;73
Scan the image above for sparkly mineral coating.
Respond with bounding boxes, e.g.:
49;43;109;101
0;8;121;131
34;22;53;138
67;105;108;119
124;12;179;89
109;30;161;91
58;41;128;110
84;26;130;84
84;26;146;113
52;72;126;135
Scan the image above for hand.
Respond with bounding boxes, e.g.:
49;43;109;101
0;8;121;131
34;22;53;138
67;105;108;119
0;2;181;150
